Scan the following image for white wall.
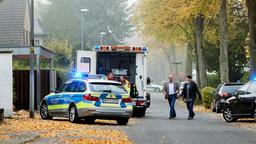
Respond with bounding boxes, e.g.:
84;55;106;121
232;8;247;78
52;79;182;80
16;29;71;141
0;53;13;117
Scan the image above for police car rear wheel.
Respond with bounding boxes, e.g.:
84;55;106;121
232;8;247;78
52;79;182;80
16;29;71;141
69;105;79;123
40;102;52;120
117;118;129;125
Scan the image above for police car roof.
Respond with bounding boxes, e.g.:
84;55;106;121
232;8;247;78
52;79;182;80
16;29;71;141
71;79;122;84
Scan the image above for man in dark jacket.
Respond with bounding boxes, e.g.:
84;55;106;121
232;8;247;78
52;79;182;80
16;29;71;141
182;75;202;120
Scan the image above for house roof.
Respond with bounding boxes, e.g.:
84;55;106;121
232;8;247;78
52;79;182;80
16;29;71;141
0;0;28;47
34;18;48;36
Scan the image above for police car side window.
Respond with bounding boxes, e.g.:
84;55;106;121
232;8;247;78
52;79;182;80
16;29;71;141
78;82;86;92
55;83;68;93
65;82;80;92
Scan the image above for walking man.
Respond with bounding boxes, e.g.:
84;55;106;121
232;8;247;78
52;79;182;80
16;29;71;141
163;75;179;119
181;75;202;120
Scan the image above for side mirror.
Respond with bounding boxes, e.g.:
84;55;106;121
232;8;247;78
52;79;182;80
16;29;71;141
147;77;151;85
50;89;56;93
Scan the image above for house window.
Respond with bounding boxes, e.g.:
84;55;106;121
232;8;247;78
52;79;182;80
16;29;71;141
26;30;28;45
35;40;40;46
23;29;25;45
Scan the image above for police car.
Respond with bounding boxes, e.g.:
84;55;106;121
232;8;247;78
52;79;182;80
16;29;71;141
39;77;133;125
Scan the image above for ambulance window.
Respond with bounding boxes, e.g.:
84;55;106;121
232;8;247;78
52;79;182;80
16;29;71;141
81;57;91;63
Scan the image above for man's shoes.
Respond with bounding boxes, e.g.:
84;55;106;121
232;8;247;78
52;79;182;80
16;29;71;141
188;116;194;120
169;116;176;119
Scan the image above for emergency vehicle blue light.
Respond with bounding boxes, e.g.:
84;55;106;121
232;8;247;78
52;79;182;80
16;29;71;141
94;45;100;50
142;47;148;52
75;72;83;78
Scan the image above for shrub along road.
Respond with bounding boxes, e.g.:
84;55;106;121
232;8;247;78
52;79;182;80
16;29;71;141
122;93;256;144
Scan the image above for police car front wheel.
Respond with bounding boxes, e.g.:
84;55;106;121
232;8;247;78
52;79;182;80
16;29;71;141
40;102;52;120
69;105;80;123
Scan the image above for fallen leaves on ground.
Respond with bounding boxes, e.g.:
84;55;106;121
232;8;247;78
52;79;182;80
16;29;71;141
0;134;10;140
0;110;133;144
234;119;256;130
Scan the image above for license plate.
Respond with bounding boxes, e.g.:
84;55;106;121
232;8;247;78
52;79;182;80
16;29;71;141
102;99;119;104
220;99;226;103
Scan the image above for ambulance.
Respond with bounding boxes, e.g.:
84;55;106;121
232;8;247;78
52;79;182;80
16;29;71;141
76;45;150;116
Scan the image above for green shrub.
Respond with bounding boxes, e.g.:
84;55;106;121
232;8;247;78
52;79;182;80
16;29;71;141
207;73;221;88
240;72;249;83
201;87;215;109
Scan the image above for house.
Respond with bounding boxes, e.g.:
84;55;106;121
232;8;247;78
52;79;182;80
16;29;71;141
0;0;31;47
34;18;48;46
0;0;54;111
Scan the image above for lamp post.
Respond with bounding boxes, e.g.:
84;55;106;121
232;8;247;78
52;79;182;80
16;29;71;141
80;8;89;50
100;32;106;45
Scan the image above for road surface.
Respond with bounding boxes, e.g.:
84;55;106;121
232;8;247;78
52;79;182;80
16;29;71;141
123;93;256;144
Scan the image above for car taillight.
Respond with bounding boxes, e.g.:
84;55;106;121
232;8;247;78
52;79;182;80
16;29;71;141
136;101;145;106
219;92;230;97
83;94;99;101
122;97;132;103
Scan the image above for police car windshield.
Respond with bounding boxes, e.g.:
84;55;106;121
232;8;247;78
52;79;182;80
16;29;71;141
89;82;128;94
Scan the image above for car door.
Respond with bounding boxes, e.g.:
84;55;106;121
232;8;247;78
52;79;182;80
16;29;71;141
59;81;81;116
47;82;69;115
238;83;256;115
232;83;250;115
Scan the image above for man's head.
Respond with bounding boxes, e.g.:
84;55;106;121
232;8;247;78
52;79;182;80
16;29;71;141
107;72;114;80
168;75;173;82
186;75;192;82
120;75;126;82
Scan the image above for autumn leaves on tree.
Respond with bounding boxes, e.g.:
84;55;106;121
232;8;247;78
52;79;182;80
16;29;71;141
134;0;256;87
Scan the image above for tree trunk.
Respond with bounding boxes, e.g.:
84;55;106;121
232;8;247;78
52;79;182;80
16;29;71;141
186;42;193;77
195;41;201;88
194;14;207;88
219;0;230;83
247;0;256;80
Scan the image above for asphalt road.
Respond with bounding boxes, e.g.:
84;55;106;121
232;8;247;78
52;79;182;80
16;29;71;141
123;93;256;144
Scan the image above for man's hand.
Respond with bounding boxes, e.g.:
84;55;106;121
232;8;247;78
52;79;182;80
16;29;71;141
164;95;168;100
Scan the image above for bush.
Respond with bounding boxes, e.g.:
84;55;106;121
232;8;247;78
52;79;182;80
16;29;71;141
201;87;215;109
240;72;249;83
207;73;221;88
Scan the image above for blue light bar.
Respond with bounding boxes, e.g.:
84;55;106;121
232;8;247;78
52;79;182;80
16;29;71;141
142;47;148;52
94;45;100;51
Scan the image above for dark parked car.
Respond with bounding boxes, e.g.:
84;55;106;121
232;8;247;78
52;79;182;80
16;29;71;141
223;81;256;122
212;83;243;113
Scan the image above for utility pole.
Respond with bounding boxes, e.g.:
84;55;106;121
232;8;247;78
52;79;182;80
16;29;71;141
29;0;35;118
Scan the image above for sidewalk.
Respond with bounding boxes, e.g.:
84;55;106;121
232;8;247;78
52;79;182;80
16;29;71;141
0;110;132;144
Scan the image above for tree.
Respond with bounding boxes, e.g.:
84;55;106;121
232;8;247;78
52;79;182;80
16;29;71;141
219;0;230;83
246;0;256;79
45;39;72;68
194;14;208;87
38;0;133;49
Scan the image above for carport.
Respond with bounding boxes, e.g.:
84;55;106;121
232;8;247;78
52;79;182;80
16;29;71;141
0;46;55;111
